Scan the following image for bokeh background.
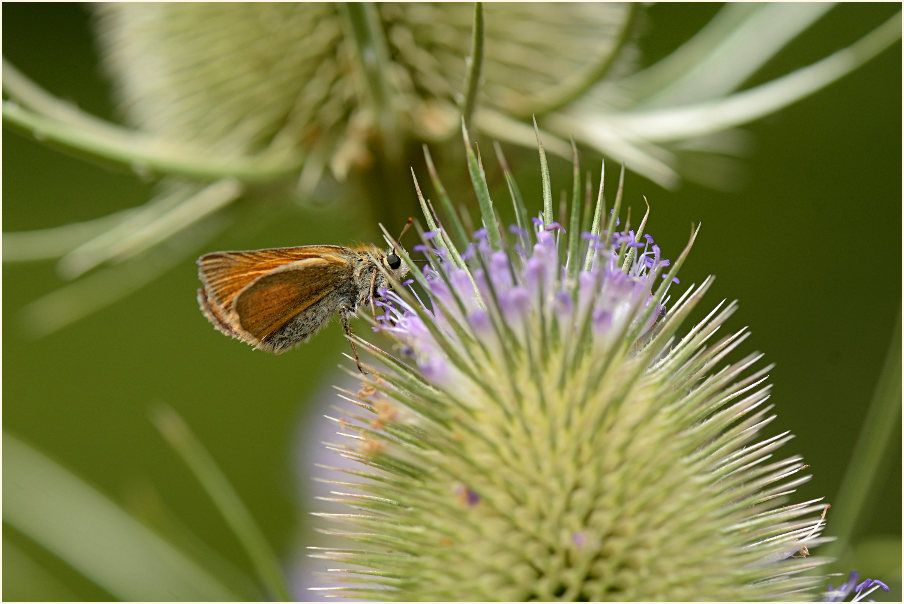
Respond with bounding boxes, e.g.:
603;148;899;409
3;3;900;601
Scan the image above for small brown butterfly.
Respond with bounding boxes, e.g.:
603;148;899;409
197;234;409;373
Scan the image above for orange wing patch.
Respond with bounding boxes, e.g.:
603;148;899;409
233;258;347;339
197;246;347;310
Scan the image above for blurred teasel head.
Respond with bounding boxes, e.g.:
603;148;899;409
310;136;832;600
92;3;636;183
90;3;900;191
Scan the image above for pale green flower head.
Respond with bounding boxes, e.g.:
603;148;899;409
311;137;831;601
94;3;633;181
90;4;900;190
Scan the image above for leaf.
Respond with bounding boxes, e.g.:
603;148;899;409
3;433;247;601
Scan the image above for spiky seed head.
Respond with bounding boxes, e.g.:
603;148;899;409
311;148;831;600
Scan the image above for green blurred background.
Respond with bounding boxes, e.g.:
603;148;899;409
3;3;900;601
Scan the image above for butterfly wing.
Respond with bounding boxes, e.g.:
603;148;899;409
233;258;348;340
198;246;347;309
197;246;350;345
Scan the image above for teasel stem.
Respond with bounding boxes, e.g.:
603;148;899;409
340;3;400;161
825;308;902;561
460;2;485;131
150;405;291;601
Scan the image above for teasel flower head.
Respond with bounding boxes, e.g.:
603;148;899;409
309;134;833;601
93;3;635;183
90;4;900;192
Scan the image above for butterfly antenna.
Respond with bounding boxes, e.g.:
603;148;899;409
394;217;413;251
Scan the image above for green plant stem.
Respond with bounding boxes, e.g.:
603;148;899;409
4;433;242;601
825;308;902;560
342;3;391;113
341;3;400;161
461;3;485;131
150;405;291;601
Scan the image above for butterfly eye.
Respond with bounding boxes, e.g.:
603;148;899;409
386;254;402;270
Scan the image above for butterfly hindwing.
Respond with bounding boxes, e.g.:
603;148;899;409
233;257;350;340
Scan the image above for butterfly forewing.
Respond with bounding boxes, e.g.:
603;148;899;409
197;246;346;308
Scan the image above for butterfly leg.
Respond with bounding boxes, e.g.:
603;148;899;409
341;312;366;374
368;271;378;318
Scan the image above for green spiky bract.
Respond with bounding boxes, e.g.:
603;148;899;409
311;138;830;601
